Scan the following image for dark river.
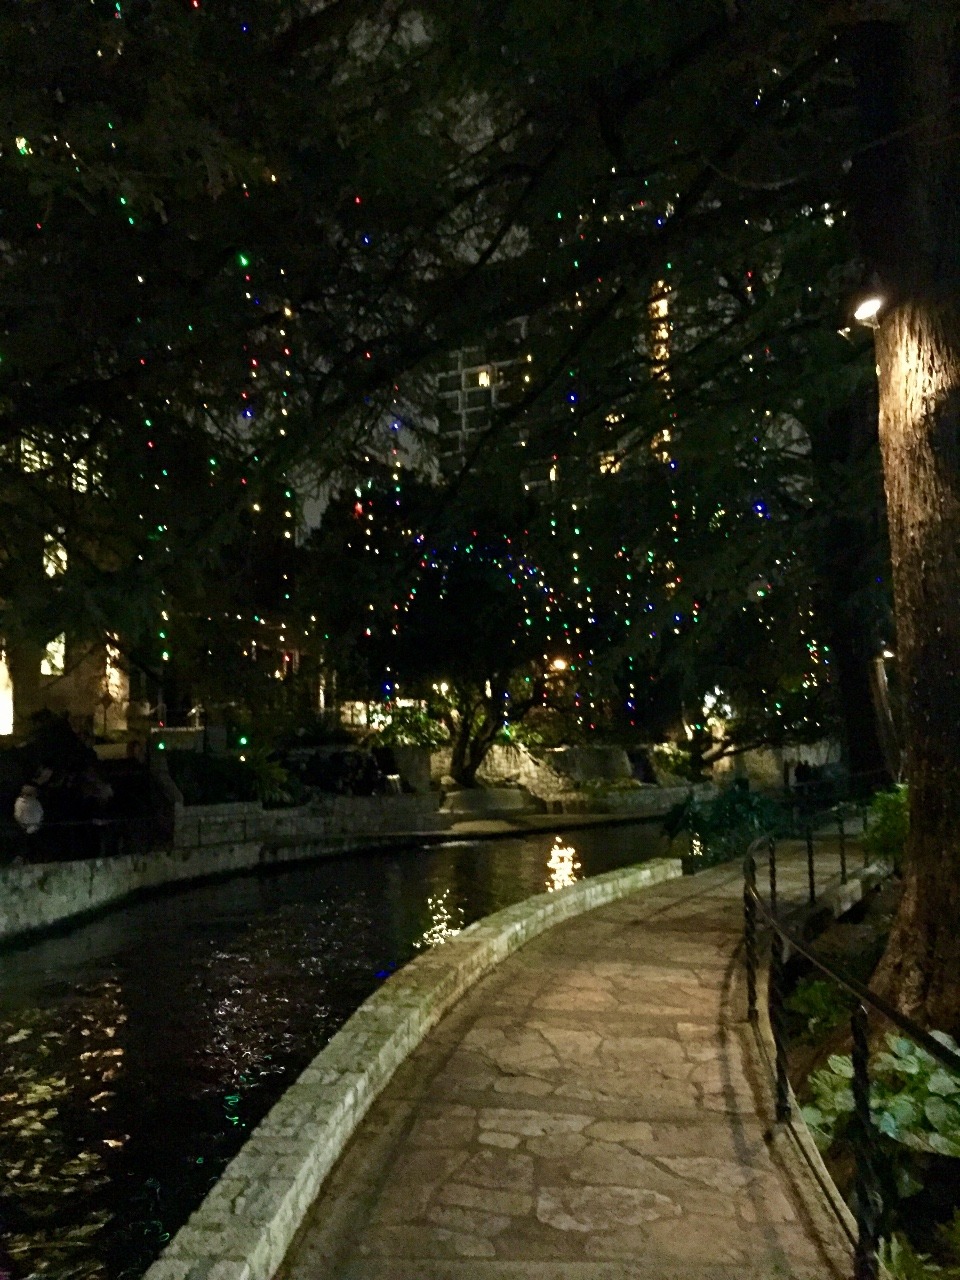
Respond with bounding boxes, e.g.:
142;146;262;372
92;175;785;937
0;821;667;1279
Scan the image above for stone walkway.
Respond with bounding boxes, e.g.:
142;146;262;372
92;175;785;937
279;848;856;1280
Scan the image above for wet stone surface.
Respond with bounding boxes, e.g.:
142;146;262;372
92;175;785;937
280;854;854;1280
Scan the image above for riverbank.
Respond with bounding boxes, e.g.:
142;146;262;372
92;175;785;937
0;789;697;947
0;824;672;1279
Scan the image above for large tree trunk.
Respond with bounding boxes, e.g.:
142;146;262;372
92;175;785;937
449;703;503;787
807;397;895;789
829;630;895;786
872;300;960;1031
855;6;960;1032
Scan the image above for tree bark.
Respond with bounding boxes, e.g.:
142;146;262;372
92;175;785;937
854;4;960;1032
872;299;960;1031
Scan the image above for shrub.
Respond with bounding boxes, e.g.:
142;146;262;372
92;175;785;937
785;978;851;1042
167;750;257;805
243;749;297;807
650;742;702;783
864;784;909;873
166;749;297;807
666;785;788;869
803;1030;960;1159
278;713;355;749
376;704;449;748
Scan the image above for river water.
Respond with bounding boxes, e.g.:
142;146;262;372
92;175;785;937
0;822;667;1279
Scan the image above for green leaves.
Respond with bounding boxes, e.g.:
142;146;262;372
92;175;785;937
863;785;909;873
806;1031;960;1159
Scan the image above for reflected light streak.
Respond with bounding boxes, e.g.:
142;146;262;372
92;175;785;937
414;890;463;949
546;837;582;892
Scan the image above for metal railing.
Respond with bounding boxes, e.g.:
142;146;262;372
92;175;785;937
743;825;960;1280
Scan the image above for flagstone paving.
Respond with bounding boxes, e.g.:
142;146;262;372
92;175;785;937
279;848;856;1279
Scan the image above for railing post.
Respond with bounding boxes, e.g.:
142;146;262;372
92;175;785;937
806;825;816;904
744;849;758;1023
767;835;778;914
852;1003;881;1280
770;930;791;1123
838;811;848;885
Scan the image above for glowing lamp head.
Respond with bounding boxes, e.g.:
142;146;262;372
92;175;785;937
550;658;568;672
853;294;884;326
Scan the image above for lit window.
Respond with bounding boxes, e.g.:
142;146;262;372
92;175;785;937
43;534;67;577
41;633;65;676
0;652;12;735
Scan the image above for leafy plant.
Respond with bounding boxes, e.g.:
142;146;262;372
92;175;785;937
278;713;355;749
166;748;297;807
863;784;909;873
167;750;257;805
785;978;851;1042
651;742;702;783
376;703;449;748
666;784;788;868
802;1030;960;1158
242;749;297;808
880;1216;960;1280
879;1235;949;1279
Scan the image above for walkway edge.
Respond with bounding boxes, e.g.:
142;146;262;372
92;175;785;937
751;859;895;1279
143;856;682;1280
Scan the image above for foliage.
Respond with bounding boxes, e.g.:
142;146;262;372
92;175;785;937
666;784;787;868
802;1031;960;1160
651;742;702;784
242;750;297;809
165;748;295;807
785;978;851;1043
277;714;355;750
376;704;449;749
864;785;910;874
878;1213;960;1279
579;777;644;794
879;1232;959;1280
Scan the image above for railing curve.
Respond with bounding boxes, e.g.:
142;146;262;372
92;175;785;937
743;826;960;1280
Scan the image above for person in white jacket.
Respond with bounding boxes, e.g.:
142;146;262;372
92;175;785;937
14;784;43;835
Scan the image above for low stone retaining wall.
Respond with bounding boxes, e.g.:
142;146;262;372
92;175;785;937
143;855;683;1280
178;794;441;850
547;782;711;815
0;794;442;945
0;842;263;943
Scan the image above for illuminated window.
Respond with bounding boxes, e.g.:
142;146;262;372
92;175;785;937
477;368;491;388
105;634;124;701
0;652;12;735
21;440;51;473
40;633;65;677
649;279;671;383
43;534;67;577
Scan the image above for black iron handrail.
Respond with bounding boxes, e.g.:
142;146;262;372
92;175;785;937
743;828;960;1280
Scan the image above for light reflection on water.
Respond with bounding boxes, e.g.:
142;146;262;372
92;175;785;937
413;889;463;950
0;822;665;1278
545;837;582;892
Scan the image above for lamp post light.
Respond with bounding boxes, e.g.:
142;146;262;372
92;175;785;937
853;294;884;327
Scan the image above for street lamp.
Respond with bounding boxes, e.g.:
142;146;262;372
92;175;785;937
853;293;884;327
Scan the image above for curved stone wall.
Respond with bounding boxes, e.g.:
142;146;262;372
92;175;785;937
0;794;442;945
143;856;683;1280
